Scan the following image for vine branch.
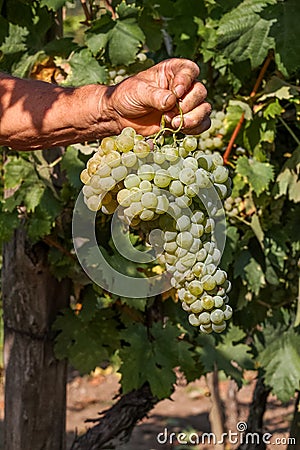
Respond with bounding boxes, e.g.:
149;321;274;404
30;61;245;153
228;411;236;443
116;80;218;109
223;51;273;165
80;0;92;24
43;235;77;261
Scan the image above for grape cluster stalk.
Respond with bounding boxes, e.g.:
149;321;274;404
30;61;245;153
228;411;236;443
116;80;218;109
80;115;233;334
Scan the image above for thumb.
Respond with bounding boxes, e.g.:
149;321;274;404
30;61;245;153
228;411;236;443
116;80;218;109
141;84;177;112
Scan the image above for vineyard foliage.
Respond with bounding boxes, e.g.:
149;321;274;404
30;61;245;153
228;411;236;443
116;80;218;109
0;0;300;402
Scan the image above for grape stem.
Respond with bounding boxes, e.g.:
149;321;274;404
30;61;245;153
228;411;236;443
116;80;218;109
152;101;184;145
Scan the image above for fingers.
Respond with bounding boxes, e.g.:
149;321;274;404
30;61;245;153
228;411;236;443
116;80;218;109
163;79;211;135
165;59;200;99
129;78;178;113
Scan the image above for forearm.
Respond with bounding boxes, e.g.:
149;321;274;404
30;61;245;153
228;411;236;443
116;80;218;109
0;74;117;150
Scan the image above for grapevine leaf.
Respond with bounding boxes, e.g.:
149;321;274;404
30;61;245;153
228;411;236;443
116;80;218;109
119;322;189;399
65;49;107;86
26;207;55;241
108;19;145;66
244;257;266;295
236;156;274;196
197;325;253;387
227;100;252;120
257;327;300;402
4;157;34;189
265;0;300;76
217;0;277;68
43;38;78;58
262;99;283;119
23;182;45;212
119;296;148;311
276;147;300;203
221;18;275;69
61;147;85;189
139;10;163;52
116;1;141;19
54;308;120;374
0;23;28;55
250;214;264;246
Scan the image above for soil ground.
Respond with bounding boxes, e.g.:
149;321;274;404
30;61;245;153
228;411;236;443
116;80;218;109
0;369;295;450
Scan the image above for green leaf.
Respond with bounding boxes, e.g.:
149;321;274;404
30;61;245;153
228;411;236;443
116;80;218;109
108;19;145;65
26;207;54;241
54;307;120;374
244;257;266;295
266;0;300;76
0;23;28;55
116;1;141;19
222;18;275;69
257;327;300;402
228;100;252;121
236;156;274;196
262;99;284;120
119;322;190;398
276;147;300;203
65;49;107;86
197;324;253;387
23;182;45;212
139;10;163;52
40;0;68;11
4;157;34;189
61;147;85;189
250;214;264;246
217;0;277;68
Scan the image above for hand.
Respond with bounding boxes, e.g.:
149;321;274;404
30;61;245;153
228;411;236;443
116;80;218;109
105;58;211;137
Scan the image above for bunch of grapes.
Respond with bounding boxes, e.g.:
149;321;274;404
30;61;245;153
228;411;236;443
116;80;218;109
197;110;227;152
80;126;233;334
224;196;245;217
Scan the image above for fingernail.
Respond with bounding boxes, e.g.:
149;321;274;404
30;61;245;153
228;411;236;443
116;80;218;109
172;117;181;128
163;93;173;107
164;112;175;122
174;85;185;99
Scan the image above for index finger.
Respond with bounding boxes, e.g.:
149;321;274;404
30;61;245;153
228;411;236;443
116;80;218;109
167;59;200;99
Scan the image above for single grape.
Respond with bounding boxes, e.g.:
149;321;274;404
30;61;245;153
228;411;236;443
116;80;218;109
176;215;191;232
111;165;128;182
210;309;225;324
138;164;155;181
183;136;198;152
179;167;196;185
198;311;211;325
86;195;101;211
188;280;204;296
154;169;171;188
190;299;203;314
188;314;201;326
124;174;141;189
101;137;117;154
96;163;111;178
121;151;137;168
141;192;158;209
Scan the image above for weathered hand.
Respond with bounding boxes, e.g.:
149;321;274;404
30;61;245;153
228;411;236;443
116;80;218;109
105;58;211;136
